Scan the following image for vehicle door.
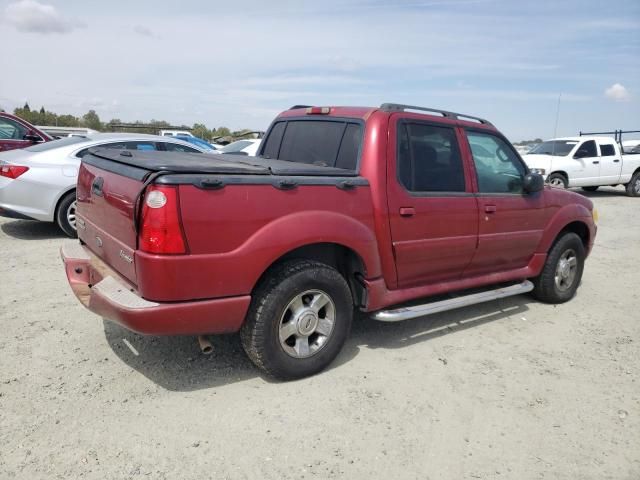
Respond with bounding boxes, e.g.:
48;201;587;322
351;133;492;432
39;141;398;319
0;116;31;152
597;141;622;184
569;140;600;186
462;129;547;276
387;116;479;289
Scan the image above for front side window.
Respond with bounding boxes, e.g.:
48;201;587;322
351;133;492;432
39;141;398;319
467;131;526;194
576;140;597;158
0;117;28;140
397;122;465;192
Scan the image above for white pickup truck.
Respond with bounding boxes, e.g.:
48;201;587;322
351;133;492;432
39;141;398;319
523;135;640;196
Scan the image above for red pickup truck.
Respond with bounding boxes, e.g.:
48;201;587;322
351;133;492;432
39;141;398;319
0;112;53;152
62;104;597;379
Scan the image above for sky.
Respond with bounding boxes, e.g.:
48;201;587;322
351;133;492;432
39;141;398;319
0;0;638;142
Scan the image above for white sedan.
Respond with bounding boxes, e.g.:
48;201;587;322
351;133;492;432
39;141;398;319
0;133;209;237
214;139;262;156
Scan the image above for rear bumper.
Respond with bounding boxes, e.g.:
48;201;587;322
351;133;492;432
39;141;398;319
60;241;251;335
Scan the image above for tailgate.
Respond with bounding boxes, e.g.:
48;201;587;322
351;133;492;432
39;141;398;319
76;158;147;286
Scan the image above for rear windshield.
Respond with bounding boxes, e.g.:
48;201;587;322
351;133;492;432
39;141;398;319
260;119;362;170
25;136;87;152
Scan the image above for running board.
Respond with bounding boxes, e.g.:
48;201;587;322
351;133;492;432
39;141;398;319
371;280;534;322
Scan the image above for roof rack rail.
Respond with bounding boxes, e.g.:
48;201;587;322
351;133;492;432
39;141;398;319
380;103;493;126
579;129;640;143
289;105;313;110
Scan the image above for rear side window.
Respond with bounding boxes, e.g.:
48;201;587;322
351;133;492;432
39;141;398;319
125;141;157;151
397;123;465;192
600;144;615;156
261;120;362;170
163;142;200;153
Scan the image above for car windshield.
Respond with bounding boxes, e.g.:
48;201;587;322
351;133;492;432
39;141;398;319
24;136;87;152
529;140;578;156
220;140;253;153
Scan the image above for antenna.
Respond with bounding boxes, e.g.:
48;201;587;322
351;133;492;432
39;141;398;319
551;93;562;156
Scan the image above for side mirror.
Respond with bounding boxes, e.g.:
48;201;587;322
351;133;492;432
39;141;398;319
523;172;544;193
23;133;43;142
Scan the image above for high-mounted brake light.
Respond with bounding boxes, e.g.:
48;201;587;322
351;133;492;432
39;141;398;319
306;107;331;115
138;186;187;254
0;165;29;179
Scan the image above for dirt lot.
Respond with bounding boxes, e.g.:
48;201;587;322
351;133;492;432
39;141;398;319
0;187;638;479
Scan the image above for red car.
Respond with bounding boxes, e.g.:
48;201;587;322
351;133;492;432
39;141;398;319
0;112;53;152
61;104;597;379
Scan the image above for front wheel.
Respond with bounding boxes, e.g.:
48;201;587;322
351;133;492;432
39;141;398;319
548;173;568;189
531;232;585;304
625;171;640;197
240;260;353;380
55;191;78;238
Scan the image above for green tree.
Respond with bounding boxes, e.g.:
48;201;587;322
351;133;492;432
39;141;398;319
191;123;211;140
57;114;80;127
23;102;30;112
82;110;102;130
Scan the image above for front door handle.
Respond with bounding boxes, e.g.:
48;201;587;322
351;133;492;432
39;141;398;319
613;159;620;163
399;207;415;217
485;205;497;213
592;160;600;164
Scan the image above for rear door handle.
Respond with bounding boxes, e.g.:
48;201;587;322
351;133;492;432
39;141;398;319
613;159;620;163
485;205;497;213
399;207;415;217
592;160;600;164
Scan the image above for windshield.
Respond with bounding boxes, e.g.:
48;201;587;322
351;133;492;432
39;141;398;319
529;140;578;156
24;136;87;152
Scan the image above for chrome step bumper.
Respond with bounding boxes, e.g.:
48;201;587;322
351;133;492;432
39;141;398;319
371;280;534;322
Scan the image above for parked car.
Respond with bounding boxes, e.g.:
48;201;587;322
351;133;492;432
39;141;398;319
214;138;261;156
61;103;597;380
524;135;640;196
0;133;210;236
0;112;53;152
160;129;193;137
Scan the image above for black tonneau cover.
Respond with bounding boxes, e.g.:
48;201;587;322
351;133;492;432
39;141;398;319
84;149;359;178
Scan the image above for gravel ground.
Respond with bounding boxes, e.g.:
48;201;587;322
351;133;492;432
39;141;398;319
1;186;638;479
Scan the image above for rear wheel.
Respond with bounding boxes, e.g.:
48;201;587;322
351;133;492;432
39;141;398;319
240;260;353;380
581;186;599;192
625;171;640;197
532;232;585;304
55;191;77;238
548;173;568;189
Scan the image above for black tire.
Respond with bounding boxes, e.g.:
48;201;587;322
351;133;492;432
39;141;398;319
581;186;599;192
625;171;640;197
531;232;585;304
548;173;568;189
240;260;353;380
55;191;78;238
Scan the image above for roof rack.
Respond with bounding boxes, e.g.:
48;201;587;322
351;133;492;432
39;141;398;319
380;103;493;126
579;129;640;144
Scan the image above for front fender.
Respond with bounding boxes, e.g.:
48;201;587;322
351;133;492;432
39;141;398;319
536;203;595;254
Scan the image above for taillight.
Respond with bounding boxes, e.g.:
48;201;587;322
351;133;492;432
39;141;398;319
0;165;29;179
138;186;187;254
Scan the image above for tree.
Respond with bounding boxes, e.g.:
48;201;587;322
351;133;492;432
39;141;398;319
57;115;80;127
23;102;30;112
191;123;211;140
82;110;102;131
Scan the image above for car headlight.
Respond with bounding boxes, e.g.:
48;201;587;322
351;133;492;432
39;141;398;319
530;168;546;175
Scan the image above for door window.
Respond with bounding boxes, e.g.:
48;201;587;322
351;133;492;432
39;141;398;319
600;144;615;156
125;141;157;151
575;140;597;158
0;117;28;140
467;131;526;194
397;123;465;192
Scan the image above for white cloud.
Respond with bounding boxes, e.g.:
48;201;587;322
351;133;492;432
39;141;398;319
604;83;631;102
4;0;84;34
